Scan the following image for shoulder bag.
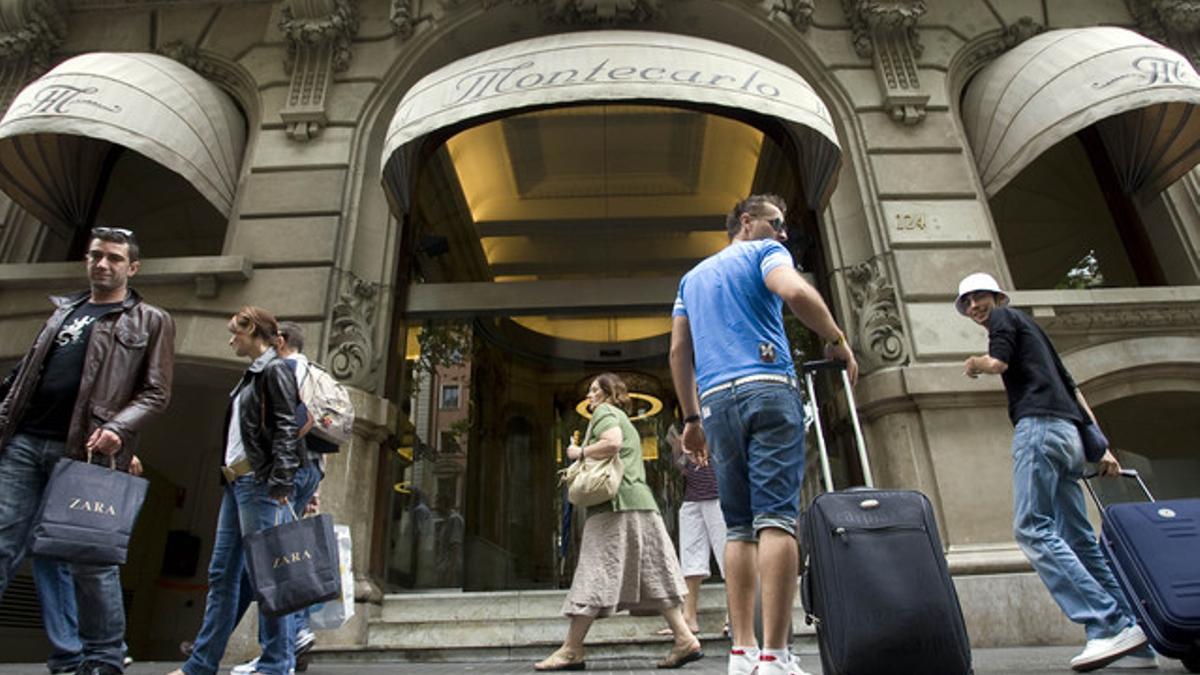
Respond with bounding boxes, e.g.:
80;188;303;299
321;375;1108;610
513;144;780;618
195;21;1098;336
560;409;625;507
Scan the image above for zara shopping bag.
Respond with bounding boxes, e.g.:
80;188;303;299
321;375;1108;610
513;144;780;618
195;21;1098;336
31;454;149;565
309;523;355;630
244;511;341;617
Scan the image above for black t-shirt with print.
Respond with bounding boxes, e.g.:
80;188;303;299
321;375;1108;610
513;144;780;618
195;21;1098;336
18;301;123;440
987;306;1084;427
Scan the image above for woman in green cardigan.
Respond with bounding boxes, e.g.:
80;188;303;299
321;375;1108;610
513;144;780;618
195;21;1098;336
535;373;703;671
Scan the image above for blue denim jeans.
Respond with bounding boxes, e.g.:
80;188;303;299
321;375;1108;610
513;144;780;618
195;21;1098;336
33;558;132;672
183;475;294;675
33;557;82;672
0;433;126;670
1011;416;1136;640
702;381;806;541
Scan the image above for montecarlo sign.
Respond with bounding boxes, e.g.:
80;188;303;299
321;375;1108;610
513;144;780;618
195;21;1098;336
385;33;836;153
450;57;786;104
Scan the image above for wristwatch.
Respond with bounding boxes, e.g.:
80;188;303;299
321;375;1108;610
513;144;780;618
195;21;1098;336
825;333;846;349
683;414;701;425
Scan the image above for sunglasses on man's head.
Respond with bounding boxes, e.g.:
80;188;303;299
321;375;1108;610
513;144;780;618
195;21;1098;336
92;226;136;240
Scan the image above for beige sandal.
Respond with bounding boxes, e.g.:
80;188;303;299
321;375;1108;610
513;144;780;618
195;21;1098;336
657;640;704;669
534;646;586;671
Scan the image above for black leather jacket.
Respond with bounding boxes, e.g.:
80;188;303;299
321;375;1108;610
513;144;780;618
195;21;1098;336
224;348;300;498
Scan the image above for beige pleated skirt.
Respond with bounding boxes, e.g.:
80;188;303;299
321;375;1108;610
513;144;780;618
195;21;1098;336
562;509;688;618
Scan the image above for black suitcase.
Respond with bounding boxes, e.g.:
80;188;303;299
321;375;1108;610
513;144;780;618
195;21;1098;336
799;360;972;675
1084;471;1200;673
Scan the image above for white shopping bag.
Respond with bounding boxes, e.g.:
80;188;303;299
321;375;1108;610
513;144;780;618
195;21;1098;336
309;524;355;630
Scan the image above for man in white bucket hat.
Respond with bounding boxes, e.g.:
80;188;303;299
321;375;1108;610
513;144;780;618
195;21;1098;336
956;273;1156;672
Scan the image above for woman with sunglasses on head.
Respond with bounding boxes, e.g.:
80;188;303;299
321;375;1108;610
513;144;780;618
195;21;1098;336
535;373;702;671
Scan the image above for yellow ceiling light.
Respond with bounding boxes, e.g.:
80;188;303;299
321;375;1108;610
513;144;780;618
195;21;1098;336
576;392;664;421
513;315;671;342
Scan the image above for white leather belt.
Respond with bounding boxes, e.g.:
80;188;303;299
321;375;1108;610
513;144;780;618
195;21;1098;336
699;374;799;400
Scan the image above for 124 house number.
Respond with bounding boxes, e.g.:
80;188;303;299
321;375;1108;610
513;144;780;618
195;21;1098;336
894;213;927;231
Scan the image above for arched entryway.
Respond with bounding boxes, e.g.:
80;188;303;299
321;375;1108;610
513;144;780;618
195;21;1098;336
375;31;844;591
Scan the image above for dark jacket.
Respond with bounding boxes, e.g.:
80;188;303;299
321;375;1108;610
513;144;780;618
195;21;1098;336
0;289;175;472
224;348;300;498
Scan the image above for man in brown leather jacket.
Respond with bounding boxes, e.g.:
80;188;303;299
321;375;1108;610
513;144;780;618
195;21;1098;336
0;227;174;675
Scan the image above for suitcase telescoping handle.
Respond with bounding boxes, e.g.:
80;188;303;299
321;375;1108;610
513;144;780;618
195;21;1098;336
802;359;873;492
1081;469;1155;513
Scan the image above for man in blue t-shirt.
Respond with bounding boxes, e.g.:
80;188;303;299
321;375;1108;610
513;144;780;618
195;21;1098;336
956;272;1154;672
670;194;857;675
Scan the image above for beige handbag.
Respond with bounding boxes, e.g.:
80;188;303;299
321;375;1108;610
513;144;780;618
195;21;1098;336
560;414;625;507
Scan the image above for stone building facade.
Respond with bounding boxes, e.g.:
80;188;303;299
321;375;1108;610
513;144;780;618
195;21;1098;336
0;0;1197;661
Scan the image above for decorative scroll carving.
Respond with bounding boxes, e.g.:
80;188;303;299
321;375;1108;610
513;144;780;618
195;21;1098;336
763;0;814;31
1129;0;1200;66
843;0;928;125
0;0;66;111
278;0;359;141
541;0;664;24
329;271;381;389
845;257;910;372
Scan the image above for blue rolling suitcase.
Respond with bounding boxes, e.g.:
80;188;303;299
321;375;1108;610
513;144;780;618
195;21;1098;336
1084;470;1200;672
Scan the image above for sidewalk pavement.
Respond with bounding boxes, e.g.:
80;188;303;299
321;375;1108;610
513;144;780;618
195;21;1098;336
0;647;1189;674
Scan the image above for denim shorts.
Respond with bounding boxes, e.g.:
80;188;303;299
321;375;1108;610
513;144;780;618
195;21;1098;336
701;380;805;541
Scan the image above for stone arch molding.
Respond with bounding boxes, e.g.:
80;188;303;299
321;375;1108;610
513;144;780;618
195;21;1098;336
1062;335;1200;407
962;26;1200;199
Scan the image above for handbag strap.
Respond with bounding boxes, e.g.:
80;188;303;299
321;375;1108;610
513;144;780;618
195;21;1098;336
85;449;117;470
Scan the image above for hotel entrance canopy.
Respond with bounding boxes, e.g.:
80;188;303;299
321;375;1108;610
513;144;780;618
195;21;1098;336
963;27;1200;199
381;31;843;215
0;52;245;230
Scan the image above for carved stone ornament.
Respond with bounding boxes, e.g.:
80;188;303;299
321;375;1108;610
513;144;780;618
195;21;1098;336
0;0;66;110
843;0;929;125
278;0;359;141
1128;0;1200;66
763;0;814;31
390;0;421;39
845;257;910;372
329;270;381;390
540;0;664;24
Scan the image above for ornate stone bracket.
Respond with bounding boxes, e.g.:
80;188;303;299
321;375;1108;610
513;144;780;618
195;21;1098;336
845;257;911;372
0;0;66;111
278;0;359;141
1129;0;1200;66
843;0;928;125
539;0;664;24
329;270;382;390
763;0;814;31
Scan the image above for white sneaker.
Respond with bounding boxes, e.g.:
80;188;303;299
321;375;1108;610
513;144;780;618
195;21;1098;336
728;648;759;675
1070;624;1149;672
757;654;814;675
295;628;316;653
230;657;259;675
1109;651;1160;669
